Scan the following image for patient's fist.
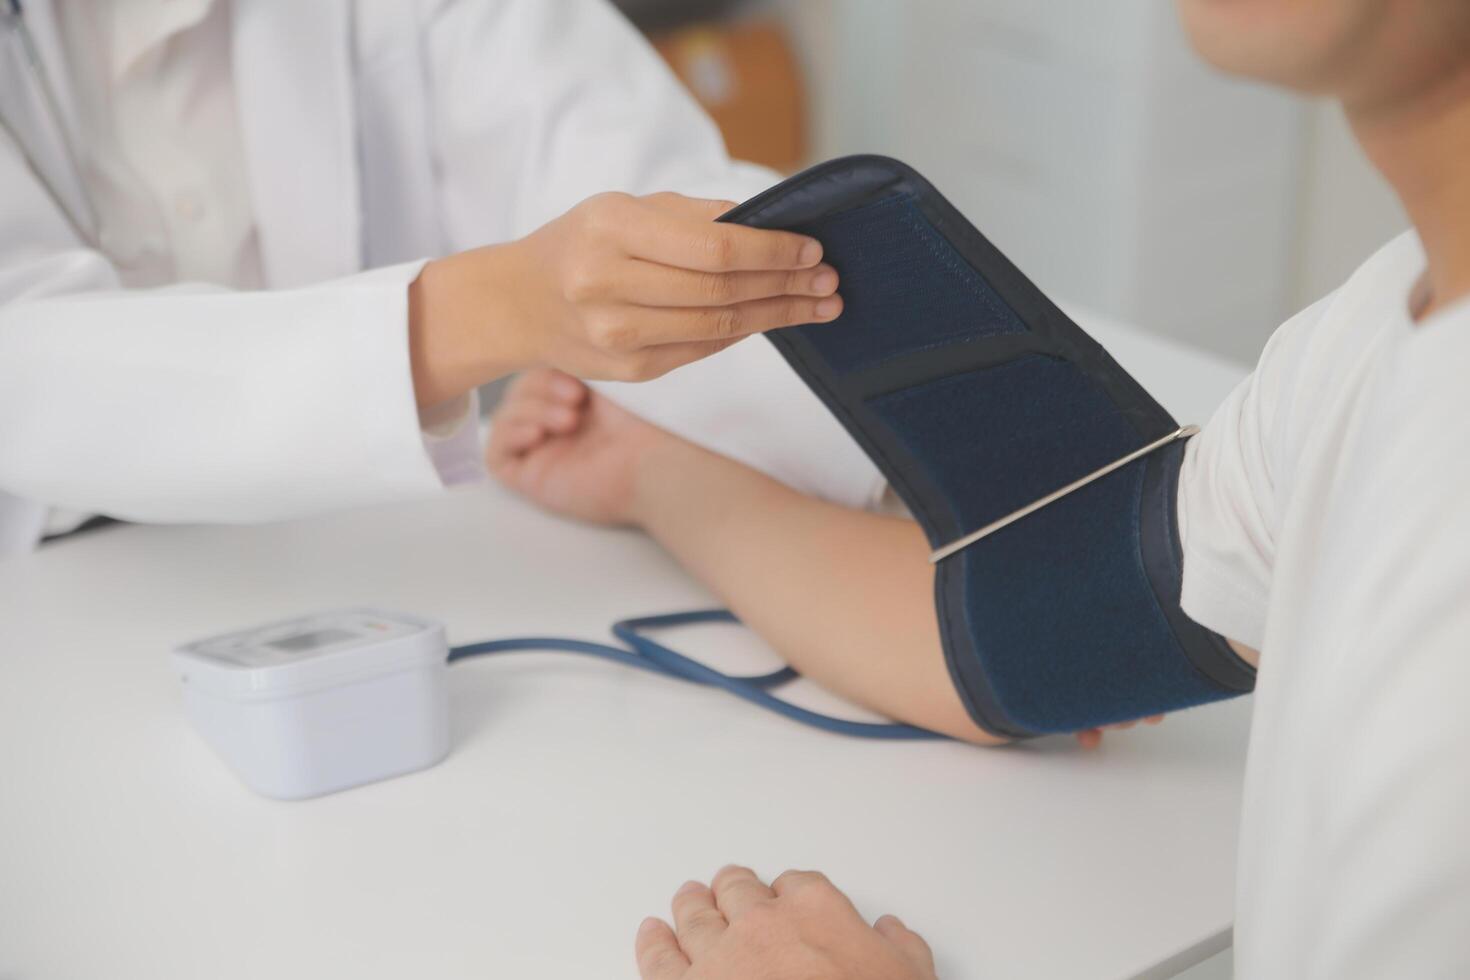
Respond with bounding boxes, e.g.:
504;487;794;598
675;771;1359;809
486;369;670;525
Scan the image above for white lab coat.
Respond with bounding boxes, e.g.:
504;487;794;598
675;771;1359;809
0;0;789;555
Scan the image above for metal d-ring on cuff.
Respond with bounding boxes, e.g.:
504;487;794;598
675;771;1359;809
929;425;1200;564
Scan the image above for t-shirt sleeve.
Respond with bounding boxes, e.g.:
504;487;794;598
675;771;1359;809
1175;293;1333;650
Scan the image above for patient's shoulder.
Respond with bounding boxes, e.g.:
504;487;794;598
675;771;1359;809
1250;230;1421;469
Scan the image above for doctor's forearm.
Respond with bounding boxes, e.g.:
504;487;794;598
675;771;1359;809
408;247;524;408
628;440;998;743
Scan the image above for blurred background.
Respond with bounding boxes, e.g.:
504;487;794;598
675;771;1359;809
614;0;1409;365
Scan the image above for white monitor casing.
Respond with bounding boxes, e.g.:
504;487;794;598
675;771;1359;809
172;608;450;800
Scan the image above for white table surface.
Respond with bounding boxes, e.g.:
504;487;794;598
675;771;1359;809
0;322;1253;980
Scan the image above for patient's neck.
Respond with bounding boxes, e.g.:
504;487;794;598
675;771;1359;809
1349;63;1470;320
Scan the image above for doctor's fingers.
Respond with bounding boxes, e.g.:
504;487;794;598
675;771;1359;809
586;293;844;356
589;338;738;382
638;192;738;222
592;258;840;309
621;199;823;273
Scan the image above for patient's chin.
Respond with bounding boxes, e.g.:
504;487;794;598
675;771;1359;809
1173;0;1380;96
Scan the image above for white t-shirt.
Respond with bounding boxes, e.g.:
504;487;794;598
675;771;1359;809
1178;231;1470;977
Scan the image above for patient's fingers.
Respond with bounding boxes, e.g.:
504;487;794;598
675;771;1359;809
711;865;774;920
492;385;586;456
495;419;548;457
502;370;587;431
635;917;690;980
509;368;587;406
875;915;937;975
487;393;579;470
1074;713;1168;749
671;880;727;958
506;394;580;434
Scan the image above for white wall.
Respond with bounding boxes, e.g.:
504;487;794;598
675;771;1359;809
761;0;1410;365
1292;103;1409;309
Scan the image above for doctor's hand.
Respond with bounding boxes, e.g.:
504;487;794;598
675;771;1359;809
409;192;841;407
635;867;939;980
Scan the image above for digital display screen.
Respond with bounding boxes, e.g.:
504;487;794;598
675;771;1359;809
267;628;356;653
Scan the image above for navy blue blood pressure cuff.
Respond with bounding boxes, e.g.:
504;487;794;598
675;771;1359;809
721;156;1255;738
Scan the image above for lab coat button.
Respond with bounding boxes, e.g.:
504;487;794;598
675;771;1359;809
98;226;136;261
174;191;205;222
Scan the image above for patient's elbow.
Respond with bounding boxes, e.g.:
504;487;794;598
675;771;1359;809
916;688;1010;746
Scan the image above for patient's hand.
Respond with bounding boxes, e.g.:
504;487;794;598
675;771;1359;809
487;369;673;525
636;867;938;980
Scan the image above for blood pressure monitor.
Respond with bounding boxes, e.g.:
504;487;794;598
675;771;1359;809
173;609;450;800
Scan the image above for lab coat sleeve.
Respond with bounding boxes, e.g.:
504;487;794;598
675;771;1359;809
0;133;450;525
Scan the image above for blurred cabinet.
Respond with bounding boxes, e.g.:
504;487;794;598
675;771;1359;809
654;21;808;174
786;0;1307;362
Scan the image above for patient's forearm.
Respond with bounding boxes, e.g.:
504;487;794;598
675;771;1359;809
630;440;999;743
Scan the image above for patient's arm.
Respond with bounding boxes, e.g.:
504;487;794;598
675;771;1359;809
634;423;995;741
488;370;1173;744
